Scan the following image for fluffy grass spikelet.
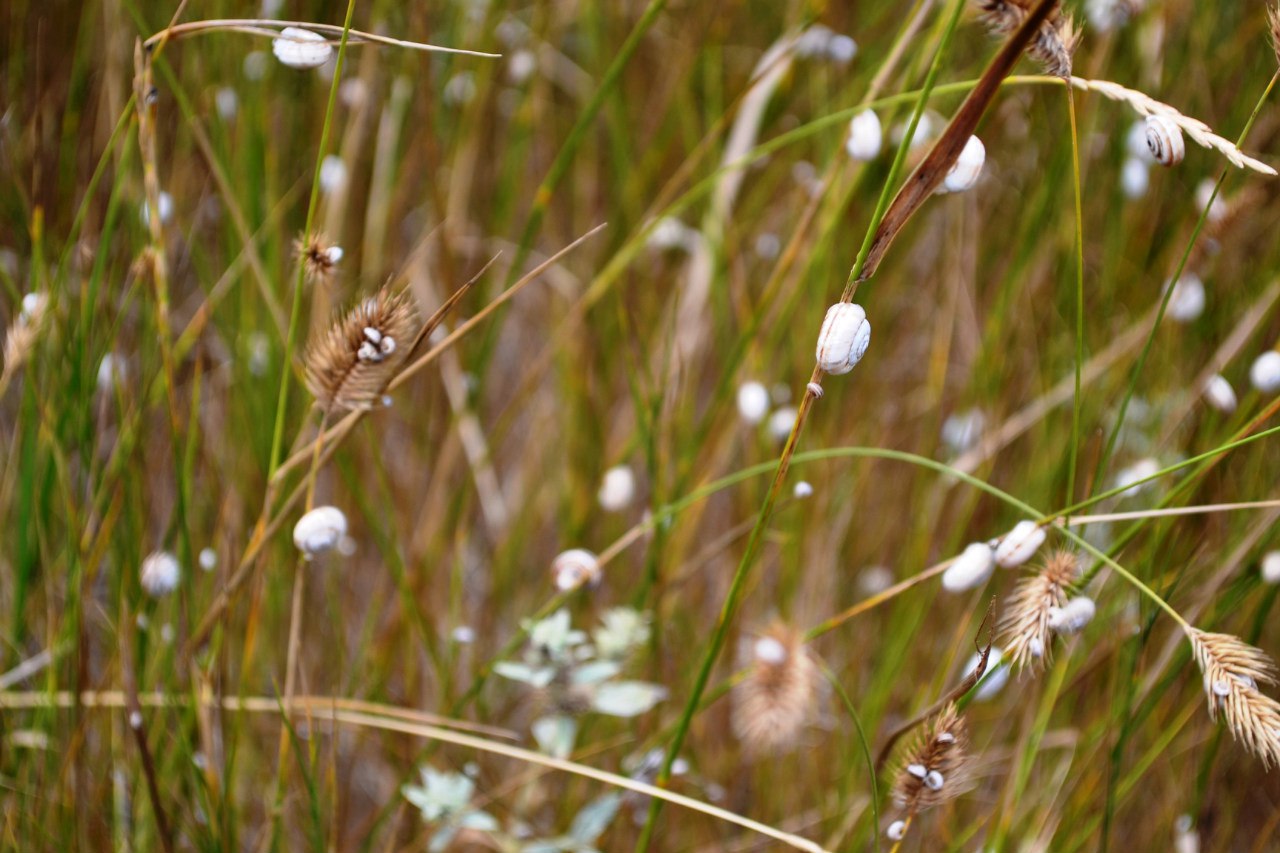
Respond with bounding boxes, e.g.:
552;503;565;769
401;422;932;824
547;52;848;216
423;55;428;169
891;703;972;813
295;233;342;283
731;623;820;755
1187;629;1280;768
975;0;1079;78
999;549;1079;672
304;286;417;411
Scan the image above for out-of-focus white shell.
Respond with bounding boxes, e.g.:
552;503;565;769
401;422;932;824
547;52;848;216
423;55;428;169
272;27;333;69
140;551;181;598
1048;596;1096;634
942;542;996;593
815;303;871;375
293;506;348;558
767;406;798;442
598;465;636;512
938;135;986;194
1114;457;1160;497
753;635;788;665
319;155;348;194
1195;179;1229;225
1120;156;1150;199
887;820;907;841
793;481;814;499
994;520;1046;568
1145;115;1185;167
1164;273;1205;322
964;646;1009;701
1203;374;1237;413
1250;350;1280;393
552;548;601;591
845;110;882;161
1261;551;1280;584
941;408;986;454
736;381;770;424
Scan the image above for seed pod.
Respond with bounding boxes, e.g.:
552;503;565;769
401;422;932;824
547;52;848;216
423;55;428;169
942;542;997;593
845;110;883;161
1203;373;1237;413
994;520;1046;568
552;549;601;591
1250;350;1280;393
1048;596;1096;634
1145;115;1185;167
272;27;333;69
293;506;348;558
815;303;871;375
938;135;986;194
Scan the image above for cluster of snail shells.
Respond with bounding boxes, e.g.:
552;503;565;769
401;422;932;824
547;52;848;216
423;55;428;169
815;302;871;374
1144;115;1185;167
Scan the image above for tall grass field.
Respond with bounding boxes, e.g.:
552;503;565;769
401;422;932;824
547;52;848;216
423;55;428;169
4;0;1280;850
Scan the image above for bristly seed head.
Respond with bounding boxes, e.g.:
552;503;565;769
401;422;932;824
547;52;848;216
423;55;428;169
732;622;821;756
296;234;344;283
1186;628;1280;767
974;0;1080;78
303;285;418;411
999;550;1080;672
892;703;973;813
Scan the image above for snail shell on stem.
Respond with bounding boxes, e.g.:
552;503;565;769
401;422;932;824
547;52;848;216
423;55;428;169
815;303;871;375
1145;115;1185;167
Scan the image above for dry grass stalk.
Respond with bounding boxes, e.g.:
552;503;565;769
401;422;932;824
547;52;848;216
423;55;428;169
732;623;820;755
975;0;1079;78
304;285;417;411
999;550;1079;672
891;702;973;813
1186;629;1280;767
1269;5;1280;68
1069;77;1277;174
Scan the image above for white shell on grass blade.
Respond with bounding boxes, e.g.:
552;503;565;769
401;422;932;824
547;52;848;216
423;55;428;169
292;506;348;558
597;465;636;512
272;27;333;69
551;549;601;591
1203;374;1237;413
140;551;181;598
938;135;986;194
815;303;871;375
1262;551;1280;585
887;820;907;841
942;542;996;593
1145;115;1185;167
1164;273;1205;323
736;381;770;424
994;520;1046;568
1249;351;1280;393
965;646;1010;701
1048;596;1096;634
845;110;882;161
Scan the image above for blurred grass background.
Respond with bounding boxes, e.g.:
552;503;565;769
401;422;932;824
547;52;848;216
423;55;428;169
3;0;1280;850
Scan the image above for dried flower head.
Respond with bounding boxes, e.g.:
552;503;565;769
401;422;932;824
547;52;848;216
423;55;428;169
295;233;344;283
999;550;1079;671
1187;629;1280;767
975;0;1080;78
303;286;417;411
732;623;821;756
891;703;972;814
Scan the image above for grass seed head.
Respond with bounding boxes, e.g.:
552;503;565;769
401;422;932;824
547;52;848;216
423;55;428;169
732;622;820;756
974;0;1079;78
891;703;973;813
304;285;417;411
999;549;1079;671
1187;629;1280;767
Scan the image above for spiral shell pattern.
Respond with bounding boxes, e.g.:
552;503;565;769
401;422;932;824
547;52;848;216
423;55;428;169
1145;115;1185;166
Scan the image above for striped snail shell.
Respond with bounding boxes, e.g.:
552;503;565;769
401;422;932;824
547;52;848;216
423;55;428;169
1144;115;1185;167
815;302;871;375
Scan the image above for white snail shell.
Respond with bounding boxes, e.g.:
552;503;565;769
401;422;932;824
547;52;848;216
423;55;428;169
1250;350;1280;393
1164;273;1204;323
938;135;986;194
552;548;601;591
994;520;1046;568
1145;115;1185;167
140;551;181;597
815;303;871;375
736;381;770;424
886;820;907;841
1203;374;1237;413
1120;156;1150;199
1048;596;1096;634
272;27;333;69
293;506;348;558
1262;551;1280;584
846;110;883;161
942;542;996;593
597;465;636;512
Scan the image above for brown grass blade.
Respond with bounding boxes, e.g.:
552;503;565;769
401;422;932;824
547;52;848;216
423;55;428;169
858;0;1060;282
